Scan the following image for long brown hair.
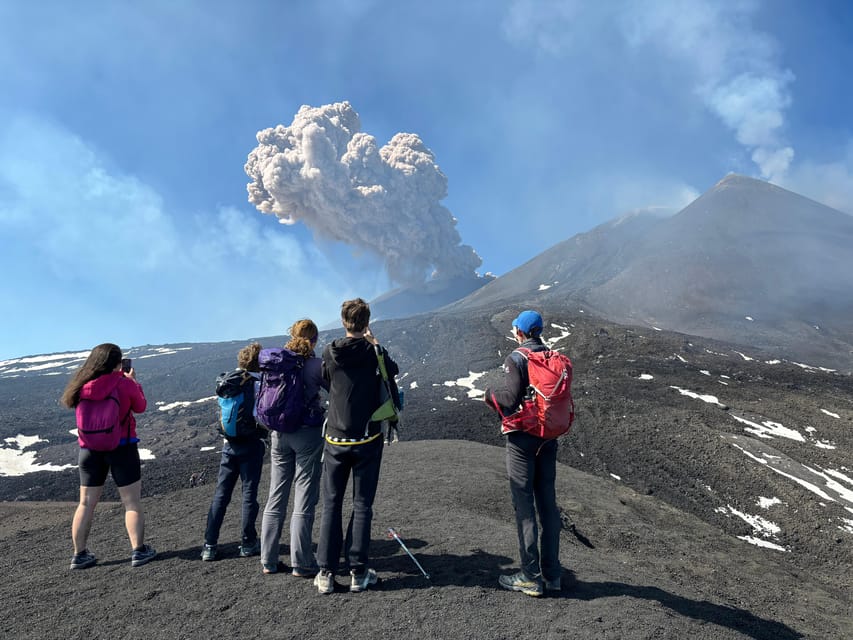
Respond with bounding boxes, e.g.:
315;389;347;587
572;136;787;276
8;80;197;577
61;343;123;408
286;319;318;357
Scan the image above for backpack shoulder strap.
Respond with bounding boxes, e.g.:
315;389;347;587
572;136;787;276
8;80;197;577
509;347;530;370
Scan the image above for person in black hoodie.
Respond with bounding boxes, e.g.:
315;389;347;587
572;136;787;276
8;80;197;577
314;298;399;594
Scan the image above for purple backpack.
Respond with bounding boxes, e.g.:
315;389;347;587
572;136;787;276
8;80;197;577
76;387;129;451
257;348;305;432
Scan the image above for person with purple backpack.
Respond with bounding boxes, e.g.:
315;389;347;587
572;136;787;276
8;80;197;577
61;343;155;570
258;319;329;576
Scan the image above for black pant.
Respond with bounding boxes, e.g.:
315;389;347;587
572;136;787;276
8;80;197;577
505;431;561;582
316;436;383;573
204;438;265;545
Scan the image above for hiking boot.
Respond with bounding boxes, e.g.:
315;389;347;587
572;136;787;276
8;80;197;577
238;540;261;557
350;568;379;592
544;577;562;592
498;571;543;597
314;569;335;595
201;544;218;562
131;544;156;567
70;549;96;570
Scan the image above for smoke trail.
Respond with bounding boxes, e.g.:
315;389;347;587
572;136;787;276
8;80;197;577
504;1;795;182
619;0;794;181
245;101;481;286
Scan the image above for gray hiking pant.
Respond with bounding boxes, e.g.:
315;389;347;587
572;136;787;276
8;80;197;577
260;426;323;572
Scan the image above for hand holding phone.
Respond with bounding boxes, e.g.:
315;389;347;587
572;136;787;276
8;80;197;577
121;358;132;373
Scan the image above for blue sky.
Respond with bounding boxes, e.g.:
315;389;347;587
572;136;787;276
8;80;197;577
1;0;852;359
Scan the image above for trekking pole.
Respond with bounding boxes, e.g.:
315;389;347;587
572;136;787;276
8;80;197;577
387;528;430;579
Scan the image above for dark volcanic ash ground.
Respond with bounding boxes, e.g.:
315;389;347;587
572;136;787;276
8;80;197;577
1;440;850;640
1;306;851;638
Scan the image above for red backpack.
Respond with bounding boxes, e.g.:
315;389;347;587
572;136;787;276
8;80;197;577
498;348;574;439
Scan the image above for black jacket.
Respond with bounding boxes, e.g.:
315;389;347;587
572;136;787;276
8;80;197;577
322;337;399;441
485;338;548;415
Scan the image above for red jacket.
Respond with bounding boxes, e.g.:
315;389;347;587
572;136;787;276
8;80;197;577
78;371;147;446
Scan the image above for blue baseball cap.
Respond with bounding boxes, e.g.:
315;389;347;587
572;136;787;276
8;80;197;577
512;310;543;335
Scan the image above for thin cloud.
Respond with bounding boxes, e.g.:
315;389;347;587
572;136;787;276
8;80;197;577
0;114;359;358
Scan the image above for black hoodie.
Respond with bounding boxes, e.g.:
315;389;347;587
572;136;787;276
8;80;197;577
322;337;399;442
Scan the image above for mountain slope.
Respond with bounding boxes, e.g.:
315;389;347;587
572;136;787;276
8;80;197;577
448;175;853;370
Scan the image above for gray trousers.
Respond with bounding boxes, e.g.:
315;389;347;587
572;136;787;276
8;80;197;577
505;431;561;582
260;427;323;571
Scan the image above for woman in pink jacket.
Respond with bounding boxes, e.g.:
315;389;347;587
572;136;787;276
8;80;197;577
61;343;156;569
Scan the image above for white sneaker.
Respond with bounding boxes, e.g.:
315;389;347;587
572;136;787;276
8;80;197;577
314;570;334;595
350;567;378;592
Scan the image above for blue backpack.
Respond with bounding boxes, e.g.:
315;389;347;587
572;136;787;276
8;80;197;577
256;348;306;432
215;369;257;440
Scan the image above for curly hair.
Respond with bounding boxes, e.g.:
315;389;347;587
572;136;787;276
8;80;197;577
61;343;123;408
286;319;318;357
237;342;262;372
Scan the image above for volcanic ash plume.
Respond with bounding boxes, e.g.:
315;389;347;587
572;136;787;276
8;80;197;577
245;101;481;286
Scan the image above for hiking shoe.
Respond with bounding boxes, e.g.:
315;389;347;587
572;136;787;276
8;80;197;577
350;568;379;593
201;544;218;562
131;544;156;567
70;549;96;570
544;577;562;592
314;569;335;595
499;571;543;597
238;540;261;557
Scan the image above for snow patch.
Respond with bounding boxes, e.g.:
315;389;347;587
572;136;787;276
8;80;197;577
409;381;418;389
718;504;781;536
730;414;805;442
610;473;621;481
757;497;782;509
0;434;75;477
729;441;853;506
820;409;841;419
738;536;787;551
670;386;725;407
158;396;217;411
637;374;653;380
442;371;486;399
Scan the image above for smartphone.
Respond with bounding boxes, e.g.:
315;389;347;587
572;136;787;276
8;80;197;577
121;358;132;373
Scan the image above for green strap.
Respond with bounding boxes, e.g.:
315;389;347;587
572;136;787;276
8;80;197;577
376;349;390;381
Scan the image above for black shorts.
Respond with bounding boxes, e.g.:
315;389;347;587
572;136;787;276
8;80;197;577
78;443;142;488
